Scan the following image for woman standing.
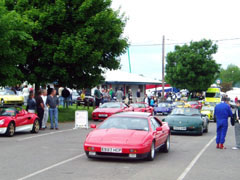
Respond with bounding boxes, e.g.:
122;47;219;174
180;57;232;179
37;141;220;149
27;91;36;113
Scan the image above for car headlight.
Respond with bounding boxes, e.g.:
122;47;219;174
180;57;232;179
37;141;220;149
0;119;5;125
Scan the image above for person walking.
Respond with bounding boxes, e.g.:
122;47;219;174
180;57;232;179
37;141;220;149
22;85;29;105
116;88;123;102
36;90;44;130
232;100;240;150
94;86;102;107
62;87;70;108
27;92;36;113
136;89;141;102
41;89;49;129
46;89;59;130
214;97;233;149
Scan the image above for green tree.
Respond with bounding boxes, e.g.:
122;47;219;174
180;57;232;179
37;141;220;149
5;0;128;89
221;82;233;93
0;1;34;86
165;39;220;92
219;64;240;87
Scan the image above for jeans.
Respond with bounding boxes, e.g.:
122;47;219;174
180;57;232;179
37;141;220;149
49;108;58;129
63;98;69;108
234;123;240;148
59;96;64;106
42;107;49;128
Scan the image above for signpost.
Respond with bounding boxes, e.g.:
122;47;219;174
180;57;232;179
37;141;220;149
74;110;88;129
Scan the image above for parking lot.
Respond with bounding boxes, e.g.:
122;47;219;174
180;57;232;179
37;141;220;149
0;118;239;180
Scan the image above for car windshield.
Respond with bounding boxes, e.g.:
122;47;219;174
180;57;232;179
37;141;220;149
130;103;145;108
99;117;149;131
188;101;198;105
206;92;220;98
173;102;184;106
100;103;121;108
158;103;169;107
171;108;201;116
202;106;214;111
0;90;16;95
0;107;16;116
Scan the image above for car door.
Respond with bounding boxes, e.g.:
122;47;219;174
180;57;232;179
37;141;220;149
15;109;31;131
150;117;164;148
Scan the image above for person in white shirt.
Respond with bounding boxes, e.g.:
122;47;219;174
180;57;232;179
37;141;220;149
22;85;29;105
41;89;48;129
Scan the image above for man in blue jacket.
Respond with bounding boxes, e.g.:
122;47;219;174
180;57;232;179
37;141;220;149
214;97;233;149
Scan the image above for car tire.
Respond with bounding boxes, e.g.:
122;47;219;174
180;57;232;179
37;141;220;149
146;141;155;161
198;126;204;136
31;119;40;133
162;135;170;153
5;122;15;137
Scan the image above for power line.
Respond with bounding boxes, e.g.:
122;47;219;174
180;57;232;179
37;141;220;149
130;37;240;47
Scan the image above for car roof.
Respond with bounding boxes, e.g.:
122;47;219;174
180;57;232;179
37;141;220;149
112;112;151;118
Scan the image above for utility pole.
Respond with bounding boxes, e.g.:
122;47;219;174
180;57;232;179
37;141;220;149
128;48;132;73
162;35;165;100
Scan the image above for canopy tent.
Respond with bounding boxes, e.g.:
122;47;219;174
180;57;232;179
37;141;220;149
226;88;240;100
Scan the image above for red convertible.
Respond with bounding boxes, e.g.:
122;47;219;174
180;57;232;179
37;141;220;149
187;101;202;110
84;112;170;161
0;106;40;137
92;102;133;121
130;102;153;114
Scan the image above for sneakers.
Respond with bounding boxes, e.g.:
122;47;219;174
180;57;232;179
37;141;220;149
232;147;240;150
219;144;227;149
216;144;220;149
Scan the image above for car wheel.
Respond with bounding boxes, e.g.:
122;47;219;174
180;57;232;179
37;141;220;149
198;126;204;136
204;125;209;133
6;122;15;137
162;135;170;153
31;119;40;133
146;142;155;161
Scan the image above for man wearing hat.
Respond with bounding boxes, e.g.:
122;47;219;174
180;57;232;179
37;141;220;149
214;97;233;149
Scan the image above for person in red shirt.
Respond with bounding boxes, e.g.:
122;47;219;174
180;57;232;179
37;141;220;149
235;96;238;103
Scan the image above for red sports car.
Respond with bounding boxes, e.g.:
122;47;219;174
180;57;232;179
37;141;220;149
187;101;202;110
0;106;40;137
92;102;133;121
130;102;153;114
84;112;170;161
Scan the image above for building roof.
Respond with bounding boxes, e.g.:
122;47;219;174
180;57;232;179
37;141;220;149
103;70;162;85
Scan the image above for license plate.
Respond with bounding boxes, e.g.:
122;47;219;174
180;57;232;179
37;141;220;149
101;147;122;153
173;126;187;131
129;154;137;158
99;114;108;117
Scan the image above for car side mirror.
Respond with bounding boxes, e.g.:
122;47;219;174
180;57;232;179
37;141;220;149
90;124;96;129
156;127;162;131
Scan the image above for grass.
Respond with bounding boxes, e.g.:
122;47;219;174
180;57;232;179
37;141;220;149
58;104;94;122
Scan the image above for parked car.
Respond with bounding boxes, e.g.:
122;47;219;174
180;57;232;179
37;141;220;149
0;89;24;106
92;102;133;121
84;112;170;161
201;105;215;120
72;91;80;104
77;96;95;106
163;107;209;135
130;102;153;114
172;101;185;109
154;103;172;115
186;101;202;110
0;106;39;137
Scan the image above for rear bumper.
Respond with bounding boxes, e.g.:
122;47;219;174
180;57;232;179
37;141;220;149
86;151;149;160
0;127;7;134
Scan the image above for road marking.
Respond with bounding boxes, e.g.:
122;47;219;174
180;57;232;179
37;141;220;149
177;135;216;180
17;128;74;141
17;153;85;180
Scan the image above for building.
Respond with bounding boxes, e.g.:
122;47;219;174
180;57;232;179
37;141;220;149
100;70;162;102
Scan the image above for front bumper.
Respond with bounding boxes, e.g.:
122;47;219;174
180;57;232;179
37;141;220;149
0;127;7;134
169;126;202;134
86;151;149;160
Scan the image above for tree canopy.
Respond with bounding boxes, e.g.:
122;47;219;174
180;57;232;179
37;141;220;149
219;64;240;87
4;0;128;89
165;39;220;92
0;1;34;86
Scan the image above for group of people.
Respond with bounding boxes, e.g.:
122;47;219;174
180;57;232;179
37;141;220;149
214;97;240;150
94;86;143;107
27;88;59;130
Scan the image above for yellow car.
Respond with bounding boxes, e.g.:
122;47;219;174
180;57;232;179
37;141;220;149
0;89;24;106
201;105;215;120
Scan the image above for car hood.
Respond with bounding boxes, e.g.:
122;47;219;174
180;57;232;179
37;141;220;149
93;108;122;114
86;129;149;146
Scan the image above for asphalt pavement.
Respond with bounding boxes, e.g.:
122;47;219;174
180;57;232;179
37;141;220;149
0;117;239;180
